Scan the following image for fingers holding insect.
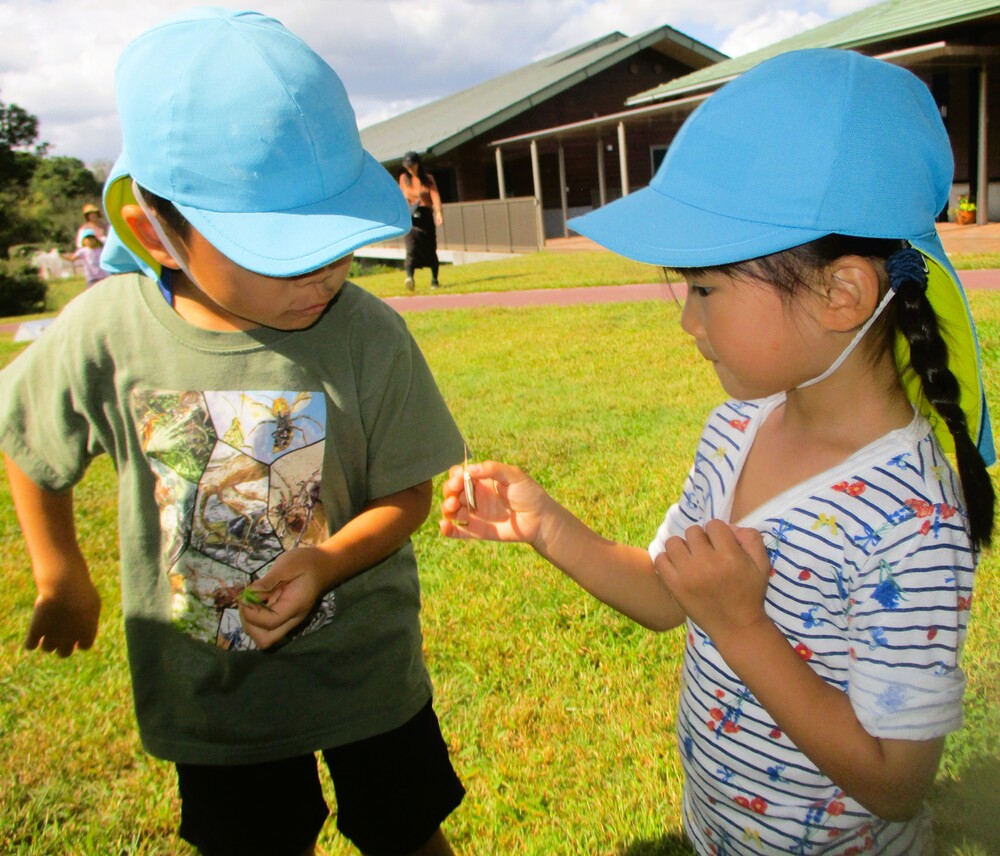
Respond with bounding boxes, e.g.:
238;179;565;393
439;459;548;544
238;550;326;647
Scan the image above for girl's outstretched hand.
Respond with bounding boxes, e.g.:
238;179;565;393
439;460;548;545
653;520;772;645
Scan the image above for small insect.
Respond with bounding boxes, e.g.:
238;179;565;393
463;443;477;511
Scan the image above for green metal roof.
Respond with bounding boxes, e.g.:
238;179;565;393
360;26;725;163
628;0;1000;105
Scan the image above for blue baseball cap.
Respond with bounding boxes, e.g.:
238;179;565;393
102;7;409;278
571;48;994;466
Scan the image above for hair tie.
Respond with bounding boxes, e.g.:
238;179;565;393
885;246;928;293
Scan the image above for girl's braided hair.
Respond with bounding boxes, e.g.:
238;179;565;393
672;234;995;551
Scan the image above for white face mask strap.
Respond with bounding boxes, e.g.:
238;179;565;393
131;180;199;288
795;283;897;390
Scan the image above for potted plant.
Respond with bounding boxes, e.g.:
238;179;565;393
954;194;977;225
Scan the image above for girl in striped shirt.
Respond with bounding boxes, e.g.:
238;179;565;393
440;49;994;855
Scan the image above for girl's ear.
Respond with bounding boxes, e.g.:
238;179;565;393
820;255;882;333
119;203;182;269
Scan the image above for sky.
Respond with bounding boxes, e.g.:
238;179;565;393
0;0;883;168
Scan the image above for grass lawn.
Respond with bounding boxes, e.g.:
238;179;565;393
0;264;998;854
4;249;1000;327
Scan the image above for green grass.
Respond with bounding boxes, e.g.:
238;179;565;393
3;250;1000;327
1;276;999;854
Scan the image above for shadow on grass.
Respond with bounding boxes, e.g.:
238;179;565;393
931;755;1000;853
442;273;528;288
618;832;695;855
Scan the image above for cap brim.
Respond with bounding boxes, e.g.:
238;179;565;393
568;185;828;267
906;232;995;466
174;151;410;277
102;154;162;279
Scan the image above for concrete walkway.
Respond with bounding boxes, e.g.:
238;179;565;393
384;268;1000;313
5;224;1000;335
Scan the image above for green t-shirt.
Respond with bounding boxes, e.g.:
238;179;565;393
0;274;464;764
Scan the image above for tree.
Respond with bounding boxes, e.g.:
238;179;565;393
0;99;46;152
25;156;103;246
0;94;48;192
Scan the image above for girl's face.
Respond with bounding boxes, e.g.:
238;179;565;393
680;271;831;400
174;227;353;332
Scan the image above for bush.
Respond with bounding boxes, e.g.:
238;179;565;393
0;257;46;315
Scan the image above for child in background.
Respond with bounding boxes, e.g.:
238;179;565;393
76;201;108;247
2;9;465;856
61;227;109;287
441;49;995;854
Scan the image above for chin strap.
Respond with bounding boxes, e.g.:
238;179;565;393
131;181;200;291
795;245;927;390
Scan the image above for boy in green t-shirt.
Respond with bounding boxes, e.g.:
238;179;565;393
1;8;465;855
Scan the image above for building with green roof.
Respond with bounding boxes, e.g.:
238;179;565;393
596;0;1000;226
360;26;724;238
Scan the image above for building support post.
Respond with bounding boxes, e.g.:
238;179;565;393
617;121;629;196
558;141;569;237
977;64;989;224
530;138;545;243
495;146;507;200
597;137;607;207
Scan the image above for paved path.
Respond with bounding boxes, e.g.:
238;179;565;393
386;268;1000;313
5;269;1000;336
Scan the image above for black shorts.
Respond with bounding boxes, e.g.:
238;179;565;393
176;700;464;856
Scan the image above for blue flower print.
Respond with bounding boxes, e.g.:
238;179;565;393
876;683;908;713
871;560;906;609
867;626;889;649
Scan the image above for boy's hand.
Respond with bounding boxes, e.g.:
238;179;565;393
25;565;101;657
653;520;771;645
238;547;327;649
439;460;548;546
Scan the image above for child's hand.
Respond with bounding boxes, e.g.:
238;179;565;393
439;460;548;546
25;566;101;657
653;520;771;645
238;548;326;649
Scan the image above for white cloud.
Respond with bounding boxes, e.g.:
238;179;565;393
0;0;886;165
719;9;828;57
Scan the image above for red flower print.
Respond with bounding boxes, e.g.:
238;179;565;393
715;689;725;699
750;797;768;814
710;708;724;721
833;480;866;495
958;595;972;611
920;519;932;535
722;721;741;734
733;796;750;809
828;800;845;816
794;643;813;660
928;628;938;640
729;418;750;432
939;504;956;519
828;829;842;839
769;728;782;739
798;570;812;581
906;498;934;518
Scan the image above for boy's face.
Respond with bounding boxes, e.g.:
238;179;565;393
147;216;352;332
122;203;354;332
